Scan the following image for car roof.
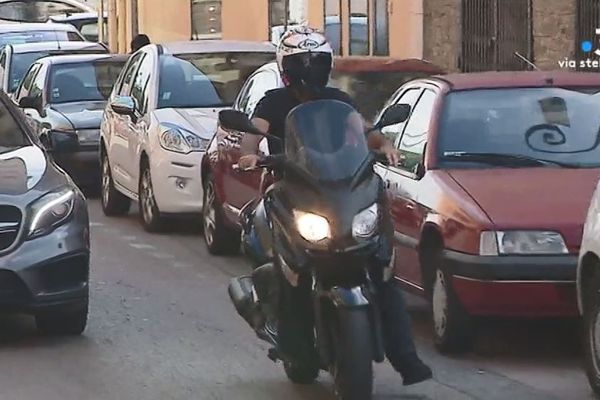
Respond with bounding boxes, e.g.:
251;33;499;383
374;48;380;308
161;40;276;55
333;57;445;74
0;22;80;33
432;70;600;90
49;12;104;22
37;53;128;65
9;41;106;54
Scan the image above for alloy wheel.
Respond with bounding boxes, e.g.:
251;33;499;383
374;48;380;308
432;269;449;339
140;168;156;224
101;156;111;207
203;182;217;246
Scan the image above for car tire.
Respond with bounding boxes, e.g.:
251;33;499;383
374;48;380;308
139;161;166;233
431;254;474;354
202;173;240;255
101;151;131;216
583;269;600;397
36;301;88;336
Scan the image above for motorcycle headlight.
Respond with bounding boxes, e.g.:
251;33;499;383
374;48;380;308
27;188;75;239
479;231;568;256
294;210;330;242
159;126;209;154
352;203;378;238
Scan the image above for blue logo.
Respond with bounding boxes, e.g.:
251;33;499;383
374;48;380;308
582;40;594;53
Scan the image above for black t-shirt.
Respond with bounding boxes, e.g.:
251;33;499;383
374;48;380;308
253;87;355;153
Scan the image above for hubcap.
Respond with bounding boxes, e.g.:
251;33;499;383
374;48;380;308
141;169;155;224
591;305;600;375
203;182;216;246
102;156;110;207
432;269;449;338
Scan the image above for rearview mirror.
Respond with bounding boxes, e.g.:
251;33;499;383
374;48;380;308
219;110;266;136
110;95;136;119
376;104;411;130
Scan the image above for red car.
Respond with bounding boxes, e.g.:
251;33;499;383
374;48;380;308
201;58;443;254
374;71;600;352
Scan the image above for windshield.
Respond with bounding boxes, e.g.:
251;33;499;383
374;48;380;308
0;100;29;153
331;71;431;122
49;60;125;104
437;88;600;169
0;31;82;48
158;52;275;109
285;100;369;182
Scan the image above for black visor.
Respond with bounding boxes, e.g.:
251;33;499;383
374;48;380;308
281;52;332;88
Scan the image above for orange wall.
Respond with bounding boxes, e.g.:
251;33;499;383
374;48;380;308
137;0;191;43
389;0;423;59
222;0;270;41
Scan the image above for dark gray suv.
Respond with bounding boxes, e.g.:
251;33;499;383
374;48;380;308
0;88;89;335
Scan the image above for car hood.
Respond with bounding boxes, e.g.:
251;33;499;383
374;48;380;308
153;107;225;139
49;101;106;130
446;168;600;251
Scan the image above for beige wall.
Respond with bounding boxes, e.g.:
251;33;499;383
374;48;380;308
222;0;270;41
389;0;423;59
532;0;576;70
423;0;460;72
137;0;191;44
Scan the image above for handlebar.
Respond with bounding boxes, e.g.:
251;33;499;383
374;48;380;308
233;155;284;172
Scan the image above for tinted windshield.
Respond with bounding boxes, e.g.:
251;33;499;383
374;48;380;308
0;30;82;48
158;52;274;109
437;88;600;168
0;100;29;153
331;71;431;122
49;60;125;104
285;100;369;182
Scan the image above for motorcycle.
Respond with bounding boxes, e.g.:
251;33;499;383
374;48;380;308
222;99;409;400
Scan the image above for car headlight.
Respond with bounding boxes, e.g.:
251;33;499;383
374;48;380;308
159;126;209;154
352;203;378;238
294;210;330;242
27;188;75;239
76;128;100;144
479;230;568;256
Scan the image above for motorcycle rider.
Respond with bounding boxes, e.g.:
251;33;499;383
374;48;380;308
238;26;433;386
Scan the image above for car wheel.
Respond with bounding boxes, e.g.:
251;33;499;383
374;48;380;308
583;270;600;396
36;301;88;336
432;264;474;353
139;161;165;232
101;151;130;216
202;174;240;255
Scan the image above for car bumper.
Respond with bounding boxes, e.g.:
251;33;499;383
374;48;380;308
152;151;204;214
53;146;99;187
0;196;89;314
443;250;578;317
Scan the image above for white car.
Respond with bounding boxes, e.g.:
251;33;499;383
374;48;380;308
577;180;600;396
100;40;275;231
0;41;107;95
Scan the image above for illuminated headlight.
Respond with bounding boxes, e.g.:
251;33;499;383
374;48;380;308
294;210;330;242
159;127;209;154
479;231;568;256
27;188;75;239
352;203;378;238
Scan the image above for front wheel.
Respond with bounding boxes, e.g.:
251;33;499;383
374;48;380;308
139;162;165;232
331;308;373;400
583;271;600;397
101;151;130;216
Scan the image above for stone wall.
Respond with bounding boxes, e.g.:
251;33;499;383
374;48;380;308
531;0;576;70
423;0;461;72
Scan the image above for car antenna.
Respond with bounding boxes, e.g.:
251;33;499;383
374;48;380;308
514;51;539;70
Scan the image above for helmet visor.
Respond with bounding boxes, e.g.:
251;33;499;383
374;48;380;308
282;52;332;87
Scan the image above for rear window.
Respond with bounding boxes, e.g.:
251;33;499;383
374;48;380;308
0;30;83;48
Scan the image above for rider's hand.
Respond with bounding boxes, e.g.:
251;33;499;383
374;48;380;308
381;144;403;166
239;154;260;169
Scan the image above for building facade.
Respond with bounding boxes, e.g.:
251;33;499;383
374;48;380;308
109;0;594;72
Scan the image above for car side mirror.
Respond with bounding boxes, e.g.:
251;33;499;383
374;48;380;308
47;130;79;153
18;95;41;113
111;95;136;120
219;109;266;136
376;104;411;130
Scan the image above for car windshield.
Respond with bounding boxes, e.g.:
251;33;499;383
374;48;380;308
0;100;29;153
437;88;600;169
157;51;275;109
330;71;431;122
0;30;82;48
49;59;126;104
285;100;369;182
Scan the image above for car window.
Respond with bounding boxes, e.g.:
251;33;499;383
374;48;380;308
130;55;153;114
0;50;6;85
0;0;84;22
235;75;254;113
28;63;47;101
0;30;82;47
245;71;278;116
118;52;144;96
397;89;436;174
80;21;106;42
15;62;40;100
380;88;422;146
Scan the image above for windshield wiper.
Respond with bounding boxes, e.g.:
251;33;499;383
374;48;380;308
442;152;582;168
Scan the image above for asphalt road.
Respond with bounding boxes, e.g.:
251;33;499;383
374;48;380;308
0;199;594;400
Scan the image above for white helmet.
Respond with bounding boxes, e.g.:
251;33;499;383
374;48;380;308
276;26;334;89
